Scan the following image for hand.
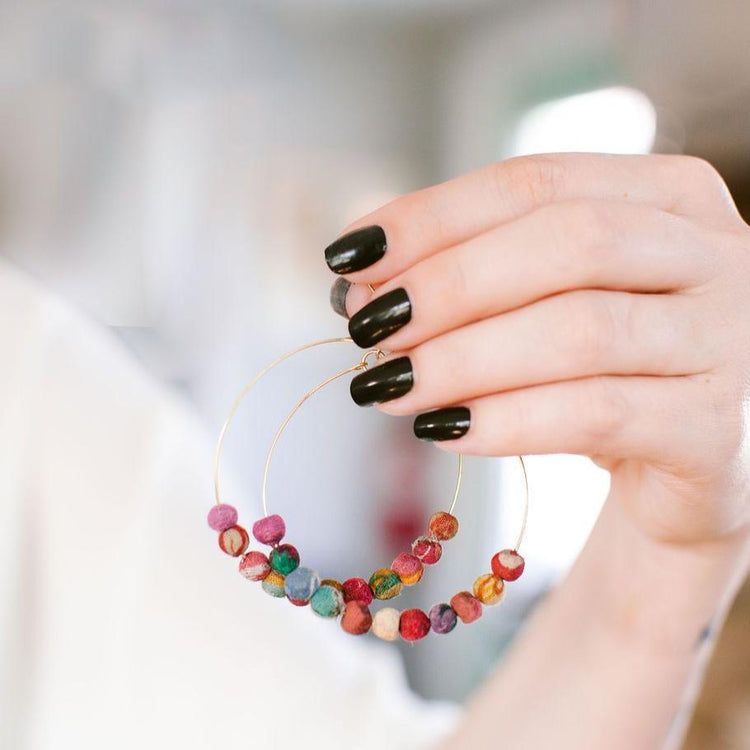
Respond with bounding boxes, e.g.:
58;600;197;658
325;154;750;548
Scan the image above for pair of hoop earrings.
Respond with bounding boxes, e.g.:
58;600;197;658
207;336;529;643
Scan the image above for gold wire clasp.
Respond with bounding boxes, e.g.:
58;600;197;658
359;348;387;369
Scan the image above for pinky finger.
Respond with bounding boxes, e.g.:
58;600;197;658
416;374;713;471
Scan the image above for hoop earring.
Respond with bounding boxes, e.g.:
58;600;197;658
208;337;529;642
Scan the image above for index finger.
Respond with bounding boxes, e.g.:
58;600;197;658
324;153;734;284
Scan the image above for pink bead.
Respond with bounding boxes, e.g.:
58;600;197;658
207;504;238;532
491;549;526;581
392;552;424;585
412;536;442;565
252;514;286;546
239;551;271;581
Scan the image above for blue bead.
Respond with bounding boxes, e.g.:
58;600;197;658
284;566;320;605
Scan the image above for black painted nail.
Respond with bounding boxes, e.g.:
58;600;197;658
348;288;411;348
413;407;471;441
325;225;387;274
330;277;352;319
350;356;413;406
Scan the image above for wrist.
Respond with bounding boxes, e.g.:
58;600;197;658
571;497;750;658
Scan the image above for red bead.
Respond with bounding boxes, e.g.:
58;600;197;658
238;550;270;581
341;601;372;635
399;608;431;642
412;536;442;565
218;525;249;557
428;511;459;541
450;591;483;624
342;577;374;606
491;549;526;581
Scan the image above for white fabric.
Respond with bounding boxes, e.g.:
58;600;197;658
0;262;461;750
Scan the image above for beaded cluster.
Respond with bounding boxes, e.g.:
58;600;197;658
207;503;525;642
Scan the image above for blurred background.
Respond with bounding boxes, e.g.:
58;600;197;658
1;1;748;747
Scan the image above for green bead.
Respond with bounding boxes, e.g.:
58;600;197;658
269;543;300;575
261;571;286;598
368;568;403;600
310;584;345;618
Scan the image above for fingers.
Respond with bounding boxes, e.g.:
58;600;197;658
422;374;709;470
346;200;720;349
349;289;713;413
325;154;737;286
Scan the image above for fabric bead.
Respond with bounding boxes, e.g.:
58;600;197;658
412;536;442;565
399;608;431;642
252;514;286;546
429;603;458;634
368;568;403;600
311;584;345;618
320;578;343;591
428;511;459;541
238;550;270;581
450;591;483;624
269;543;300;575
342;577;374;606
284;566;320;606
218;525;249;557
372;608;401;641
391;552;424;586
261;570;286;598
340;601;372;635
491;549;526;581
473;573;505;606
207;503;239;532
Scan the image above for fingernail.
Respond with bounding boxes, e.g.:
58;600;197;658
348;287;411;347
325;225;387;274
350;356;413;406
413;407;471;441
330;277;352;318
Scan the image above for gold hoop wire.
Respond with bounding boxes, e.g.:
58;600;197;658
213;337;530;552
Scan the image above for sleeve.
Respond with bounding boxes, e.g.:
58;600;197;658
0;261;463;750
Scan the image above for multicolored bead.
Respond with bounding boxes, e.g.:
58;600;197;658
429;603;458;634
252;514;286;546
368;568;403;600
207;503;239;532
491;549;526;581
284;566;320;606
261;570;286;598
238;550;271;581
391;552;424;586
450;591;483;624
473;573;505;606
412;536;442;565
341;601;372;635
218;525;250;557
269;543;300;575
428;511;459;541
399;608;431;642
372;607;401;641
342;577;374;606
320;578;343;591
311;584;345;618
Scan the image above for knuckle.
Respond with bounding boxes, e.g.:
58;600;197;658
580;376;630;445
551;199;620;267
552;291;618;368
495;155;567;210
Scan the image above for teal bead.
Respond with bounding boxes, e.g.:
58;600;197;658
269;544;300;575
310;583;345;618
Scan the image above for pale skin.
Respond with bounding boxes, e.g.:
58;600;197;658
331;154;750;749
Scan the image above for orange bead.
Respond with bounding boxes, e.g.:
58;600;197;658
473;573;505;606
218;525;250;557
428;511;459;541
340;601;372;635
